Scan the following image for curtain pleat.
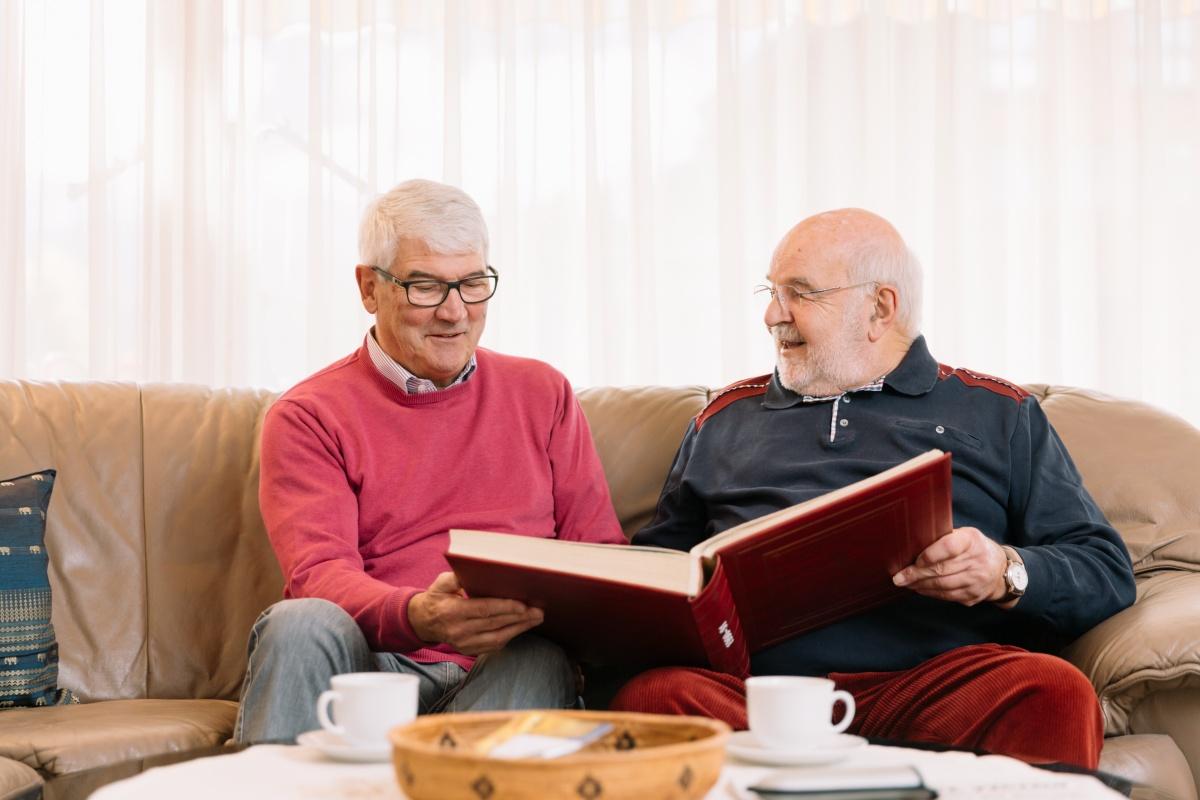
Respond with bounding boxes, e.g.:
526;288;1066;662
1;1;27;377
3;1;1199;426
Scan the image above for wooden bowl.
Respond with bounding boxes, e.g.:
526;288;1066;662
390;710;730;800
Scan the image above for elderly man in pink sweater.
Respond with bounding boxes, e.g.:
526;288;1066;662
235;180;624;745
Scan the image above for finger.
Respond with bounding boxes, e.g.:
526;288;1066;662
897;533;997;583
892;556;964;587
457;616;545;655
462;596;535;619
428;571;462;594
451;608;543;637
903;570;983;593
905;581;993;606
914;531;973;566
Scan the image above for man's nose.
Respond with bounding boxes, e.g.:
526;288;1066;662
435;287;468;321
764;294;791;327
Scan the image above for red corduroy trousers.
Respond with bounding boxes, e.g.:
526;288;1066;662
609;644;1103;769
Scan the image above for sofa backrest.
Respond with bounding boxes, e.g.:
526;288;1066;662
0;381;282;703
138;384;283;699
2;378;1197;704
1027;385;1200;575
576;386;709;539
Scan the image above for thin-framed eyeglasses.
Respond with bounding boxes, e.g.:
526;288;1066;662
371;265;499;307
754;281;877;309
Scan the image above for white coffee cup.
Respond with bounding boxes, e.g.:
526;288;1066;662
316;672;419;747
745;675;855;750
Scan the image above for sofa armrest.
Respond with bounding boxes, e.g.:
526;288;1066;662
0;756;42;800
1064;571;1200;736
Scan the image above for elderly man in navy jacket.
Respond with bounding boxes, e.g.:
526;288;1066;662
611;209;1135;769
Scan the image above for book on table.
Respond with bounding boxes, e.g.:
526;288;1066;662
446;449;953;676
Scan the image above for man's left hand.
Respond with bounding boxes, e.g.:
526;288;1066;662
892;527;1008;607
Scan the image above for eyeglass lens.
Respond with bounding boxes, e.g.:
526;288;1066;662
408;275;497;306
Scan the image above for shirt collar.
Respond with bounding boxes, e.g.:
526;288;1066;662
365;329;477;395
762;334;939;409
883;335;939;396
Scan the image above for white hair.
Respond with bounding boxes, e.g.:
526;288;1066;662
843;235;923;336
358;179;489;270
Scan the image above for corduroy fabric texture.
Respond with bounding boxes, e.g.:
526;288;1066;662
610;643;1104;769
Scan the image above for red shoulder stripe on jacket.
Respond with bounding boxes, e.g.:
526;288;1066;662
695;374;772;431
943;366;1029;403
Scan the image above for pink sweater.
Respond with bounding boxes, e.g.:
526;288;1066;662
259;344;625;669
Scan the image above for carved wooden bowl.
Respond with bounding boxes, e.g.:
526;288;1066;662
389;710;730;800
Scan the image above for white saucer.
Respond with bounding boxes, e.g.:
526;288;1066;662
296;729;391;763
726;731;868;766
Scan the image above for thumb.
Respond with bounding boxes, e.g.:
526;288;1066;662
428;571;463;596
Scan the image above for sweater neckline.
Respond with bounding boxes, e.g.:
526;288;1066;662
358;343;480;405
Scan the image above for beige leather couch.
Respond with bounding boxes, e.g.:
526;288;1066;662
1;380;1198;800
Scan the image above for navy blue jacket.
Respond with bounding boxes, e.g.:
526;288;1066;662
634;336;1136;676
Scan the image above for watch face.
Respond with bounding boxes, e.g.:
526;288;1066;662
1008;563;1029;593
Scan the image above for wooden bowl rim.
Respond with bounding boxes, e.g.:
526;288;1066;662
390;709;730;766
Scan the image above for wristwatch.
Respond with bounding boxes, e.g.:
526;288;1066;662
1000;545;1028;602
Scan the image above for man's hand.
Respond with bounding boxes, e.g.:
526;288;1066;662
891;527;1009;607
407;572;544;655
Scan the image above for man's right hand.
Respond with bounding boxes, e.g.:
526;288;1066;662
407;572;544;655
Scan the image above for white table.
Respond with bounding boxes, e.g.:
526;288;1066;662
88;741;1128;800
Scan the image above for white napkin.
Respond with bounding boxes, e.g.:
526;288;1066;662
89;746;403;800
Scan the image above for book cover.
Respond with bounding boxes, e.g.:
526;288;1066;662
446;449;952;673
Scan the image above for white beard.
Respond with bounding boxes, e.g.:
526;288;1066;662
772;314;873;396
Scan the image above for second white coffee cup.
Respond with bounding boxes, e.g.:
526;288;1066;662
745;675;855;750
316;672;420;747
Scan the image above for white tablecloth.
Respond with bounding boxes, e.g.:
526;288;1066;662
89;742;1127;800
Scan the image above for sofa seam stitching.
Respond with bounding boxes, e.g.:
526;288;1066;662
139;384;151;699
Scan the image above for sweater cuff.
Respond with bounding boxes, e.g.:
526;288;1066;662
380;586;424;652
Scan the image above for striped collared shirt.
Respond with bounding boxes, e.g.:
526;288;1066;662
799;376;886;443
366;329;477;395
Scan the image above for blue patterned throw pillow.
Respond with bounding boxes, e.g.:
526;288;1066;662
0;469;76;708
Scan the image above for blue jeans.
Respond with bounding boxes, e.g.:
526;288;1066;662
234;597;578;744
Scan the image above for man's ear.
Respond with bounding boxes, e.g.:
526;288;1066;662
867;284;899;342
355;265;378;314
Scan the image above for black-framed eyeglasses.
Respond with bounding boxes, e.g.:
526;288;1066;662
371;265;499;307
754;281;877;308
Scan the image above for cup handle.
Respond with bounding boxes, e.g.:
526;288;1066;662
316;690;344;737
830;690;855;734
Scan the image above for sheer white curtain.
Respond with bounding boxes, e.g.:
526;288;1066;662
3;1;1198;425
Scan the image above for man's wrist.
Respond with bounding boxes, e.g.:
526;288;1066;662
403;589;436;644
996;545;1028;605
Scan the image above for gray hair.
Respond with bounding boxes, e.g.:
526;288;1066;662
801;209;922;336
358;179;489;270
845;240;923;336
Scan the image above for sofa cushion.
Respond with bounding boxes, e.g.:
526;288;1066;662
0;380;285;706
0;381;150;703
0;698;237;776
1065;571;1200;737
1100;734;1197;800
1131;688;1200;799
577;385;708;538
139;384;282;701
0;469;74;708
0;756;41;800
1028;385;1200;573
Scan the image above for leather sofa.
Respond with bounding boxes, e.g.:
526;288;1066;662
1;379;1197;800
